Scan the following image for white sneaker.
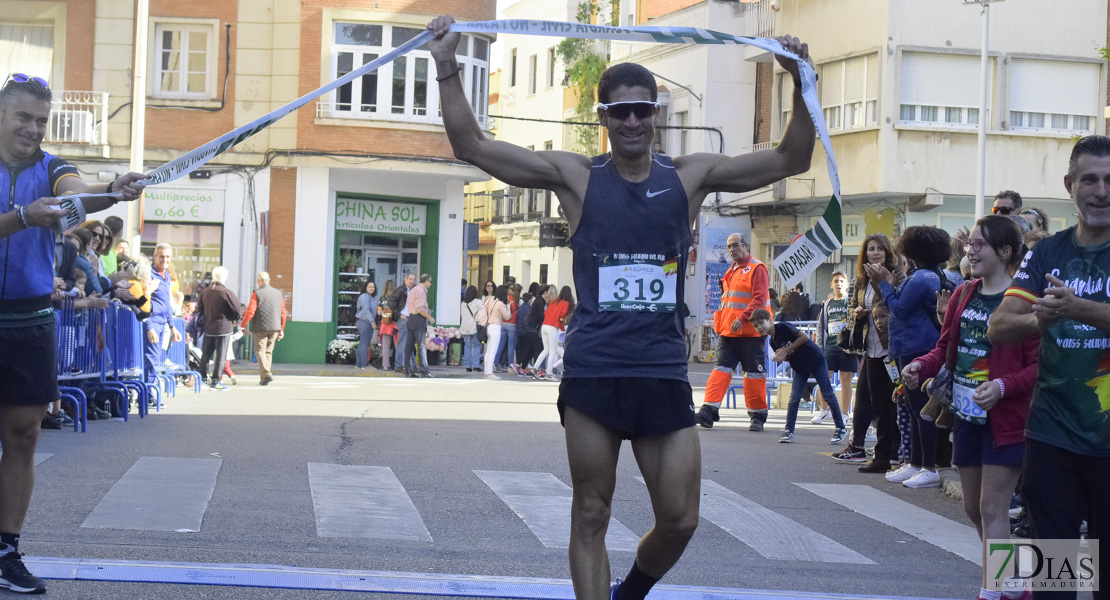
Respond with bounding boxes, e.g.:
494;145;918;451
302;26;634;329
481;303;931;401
865;427;877;443
885;464;920;483
810;409;831;424
902;469;940;488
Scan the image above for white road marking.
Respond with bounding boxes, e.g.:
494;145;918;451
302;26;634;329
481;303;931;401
308;463;432;541
82;457;222;532
475;470;639;551
796;482;982;564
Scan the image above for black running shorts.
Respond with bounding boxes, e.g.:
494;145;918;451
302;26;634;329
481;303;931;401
0;322;58;405
557;377;695;440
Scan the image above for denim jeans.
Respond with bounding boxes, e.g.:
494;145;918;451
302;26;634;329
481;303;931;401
355;319;374;368
463;333;481;368
404;315;429;376
496;322;517;367
785;365;845;433
395;318;411;371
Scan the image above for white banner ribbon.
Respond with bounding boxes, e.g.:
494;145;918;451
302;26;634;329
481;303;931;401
132;19;841;286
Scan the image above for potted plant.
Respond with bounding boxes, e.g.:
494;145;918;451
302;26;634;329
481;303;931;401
326;338;357;364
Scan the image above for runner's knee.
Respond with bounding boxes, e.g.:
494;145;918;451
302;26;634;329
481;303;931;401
571;494;612;536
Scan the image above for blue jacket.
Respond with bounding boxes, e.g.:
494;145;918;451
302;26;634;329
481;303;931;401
147;267;175;329
880;268;941;358
0;151;74;311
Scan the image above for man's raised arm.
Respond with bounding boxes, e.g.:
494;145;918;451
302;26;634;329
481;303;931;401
427;15;585;195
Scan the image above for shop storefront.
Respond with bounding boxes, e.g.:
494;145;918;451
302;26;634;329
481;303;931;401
139;186;228;298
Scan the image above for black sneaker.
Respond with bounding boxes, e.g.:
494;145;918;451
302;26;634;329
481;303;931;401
695;404;719;429
39;416;61;430
0;551;46;594
833;445;867;462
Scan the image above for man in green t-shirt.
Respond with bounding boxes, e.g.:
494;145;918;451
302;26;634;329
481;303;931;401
815;270;857;423
990;135;1110;598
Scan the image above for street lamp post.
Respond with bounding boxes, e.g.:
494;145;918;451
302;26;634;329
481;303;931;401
965;0;1003;221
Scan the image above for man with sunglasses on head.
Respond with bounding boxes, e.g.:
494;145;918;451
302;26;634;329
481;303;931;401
428;16;816;600
992;189;1023;216
0;73;145;594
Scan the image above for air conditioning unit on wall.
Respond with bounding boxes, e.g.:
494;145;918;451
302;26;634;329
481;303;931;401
50;109;94;143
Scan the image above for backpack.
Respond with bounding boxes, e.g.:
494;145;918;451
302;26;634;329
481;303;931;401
926;268;957;331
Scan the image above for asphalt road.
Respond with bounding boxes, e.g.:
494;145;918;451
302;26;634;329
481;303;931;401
20;369;993;600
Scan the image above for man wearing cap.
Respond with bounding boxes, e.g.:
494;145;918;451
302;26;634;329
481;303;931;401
0;73;145;594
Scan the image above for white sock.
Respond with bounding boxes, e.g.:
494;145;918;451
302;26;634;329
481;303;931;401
979;588;1001;600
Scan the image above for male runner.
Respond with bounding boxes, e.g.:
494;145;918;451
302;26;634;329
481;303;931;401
428;16;815;600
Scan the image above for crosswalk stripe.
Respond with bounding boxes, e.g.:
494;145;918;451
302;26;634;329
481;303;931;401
692;479;874;564
0;452;53;466
796;483;982;564
474;470;639;551
82;457;221;532
308;463;432;541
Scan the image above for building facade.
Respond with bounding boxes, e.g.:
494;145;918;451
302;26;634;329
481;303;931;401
9;0;496;363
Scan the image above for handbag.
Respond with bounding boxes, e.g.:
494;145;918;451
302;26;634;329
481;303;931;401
466;303;487;343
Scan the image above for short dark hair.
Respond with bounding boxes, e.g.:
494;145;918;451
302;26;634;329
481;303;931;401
597;63;658;104
994;190;1023;209
104;215;124;236
1068;135;1110;179
0;78;52;108
896;226;951;269
751;308;772;323
975;215;1026;272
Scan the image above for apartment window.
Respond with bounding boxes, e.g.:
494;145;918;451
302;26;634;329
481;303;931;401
510;48;517;87
539;264;549;284
528;54;537;95
0;24;53;83
152;20;217;99
547;48;556;88
778;72;793;136
331;22;489;125
899;52;990;128
676;111;689;156
820;54;879;131
1009;59;1098;134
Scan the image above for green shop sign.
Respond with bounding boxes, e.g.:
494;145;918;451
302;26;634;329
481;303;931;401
335;197;426;235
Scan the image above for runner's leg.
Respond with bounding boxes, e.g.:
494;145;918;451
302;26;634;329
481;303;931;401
629;425;701;580
564;406;623;600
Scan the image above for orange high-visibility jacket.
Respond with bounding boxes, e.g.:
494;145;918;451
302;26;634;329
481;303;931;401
713;257;771;338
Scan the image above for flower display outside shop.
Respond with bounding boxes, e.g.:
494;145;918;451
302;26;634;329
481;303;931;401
426;327;460;352
326;338;357;364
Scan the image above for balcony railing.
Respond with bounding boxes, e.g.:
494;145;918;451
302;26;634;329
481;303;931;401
45;91;109;145
742;0;776;39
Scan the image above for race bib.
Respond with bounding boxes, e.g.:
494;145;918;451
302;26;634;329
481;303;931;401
952;382;988;425
597;253;678;313
828;321;845;335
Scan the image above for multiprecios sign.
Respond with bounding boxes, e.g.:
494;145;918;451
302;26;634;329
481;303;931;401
335;198;426;236
144;188;225;223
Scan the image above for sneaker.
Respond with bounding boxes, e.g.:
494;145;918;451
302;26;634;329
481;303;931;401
858;460;891;473
260;375;274;386
534;369;545;380
544;373;558;382
484;373;500;380
695;404;719;429
833;445;867;462
778;431;794;443
810;409;831;424
830;428;848;444
229;376;238;385
209;383;229;392
1008;493;1023;519
0;551;46;594
902;468;940;488
40;415;61;430
865;427;877;443
885;464;921;483
55;412;74;427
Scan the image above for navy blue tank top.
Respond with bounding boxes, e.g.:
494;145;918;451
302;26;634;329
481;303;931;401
562;153;691;381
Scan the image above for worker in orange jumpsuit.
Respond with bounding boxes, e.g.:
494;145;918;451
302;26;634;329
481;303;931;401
696;232;772;431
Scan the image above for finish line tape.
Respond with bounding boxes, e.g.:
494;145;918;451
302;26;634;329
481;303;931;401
138;19;841;285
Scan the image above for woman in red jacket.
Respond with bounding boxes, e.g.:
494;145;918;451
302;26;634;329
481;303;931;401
902;216;1038;600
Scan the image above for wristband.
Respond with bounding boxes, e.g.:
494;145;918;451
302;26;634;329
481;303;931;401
436;65;463;82
106;178;115;193
993;378;1005;398
15;205;30;229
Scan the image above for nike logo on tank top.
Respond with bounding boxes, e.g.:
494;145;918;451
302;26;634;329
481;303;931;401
563;154;692;381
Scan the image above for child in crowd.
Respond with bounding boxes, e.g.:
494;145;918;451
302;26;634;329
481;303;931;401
751;309;847;444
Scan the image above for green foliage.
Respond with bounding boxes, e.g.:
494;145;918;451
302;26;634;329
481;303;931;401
1099;47;1110;61
555;0;619;153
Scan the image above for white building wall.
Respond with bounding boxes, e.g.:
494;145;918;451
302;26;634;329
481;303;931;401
293;167;331;323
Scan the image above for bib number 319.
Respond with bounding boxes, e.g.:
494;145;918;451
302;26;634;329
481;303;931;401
597;253;678;313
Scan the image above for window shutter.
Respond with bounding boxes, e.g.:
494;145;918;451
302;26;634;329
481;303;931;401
843;57;865;104
865;54;880;100
821;62;843;106
1010;59;1099;116
0;24;53;81
901;52;989;107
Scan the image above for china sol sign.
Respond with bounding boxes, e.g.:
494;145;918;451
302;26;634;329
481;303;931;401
335;197;426;235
